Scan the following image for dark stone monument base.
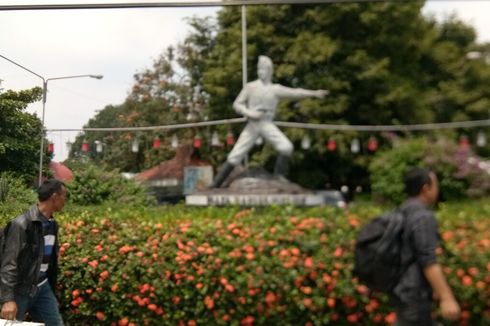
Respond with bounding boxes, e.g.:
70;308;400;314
186;167;324;206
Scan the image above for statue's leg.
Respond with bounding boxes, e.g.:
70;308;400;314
226;122;260;166
209;161;235;188
261;122;293;177
210;123;258;188
274;154;290;178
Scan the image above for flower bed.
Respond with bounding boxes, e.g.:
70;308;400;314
54;202;489;325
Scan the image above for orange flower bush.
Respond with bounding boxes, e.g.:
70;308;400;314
54;202;489;325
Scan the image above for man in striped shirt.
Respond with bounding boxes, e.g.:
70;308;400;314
1;179;66;326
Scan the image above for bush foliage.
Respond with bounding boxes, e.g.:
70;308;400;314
0;173;37;221
369;138;490;204
65;163;155;206
54;203;489;325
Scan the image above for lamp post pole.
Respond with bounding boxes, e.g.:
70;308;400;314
0;54;102;186
39;74;103;185
241;5;247;87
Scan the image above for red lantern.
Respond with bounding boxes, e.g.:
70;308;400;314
193;135;202;149
226;133;235;146
81;141;89;152
47;142;54;154
327;138;337;152
459;135;470;151
368;137;378;152
152;137;161;149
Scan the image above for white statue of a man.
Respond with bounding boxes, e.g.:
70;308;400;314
211;55;328;188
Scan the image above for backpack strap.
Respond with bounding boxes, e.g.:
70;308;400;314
398;208;416;275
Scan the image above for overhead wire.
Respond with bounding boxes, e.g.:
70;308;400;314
46;117;490;133
0;0;401;11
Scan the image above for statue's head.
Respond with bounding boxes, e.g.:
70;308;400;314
257;55;273;82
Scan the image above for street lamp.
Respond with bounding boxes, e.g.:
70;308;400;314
0;54;103;186
39;74;103;185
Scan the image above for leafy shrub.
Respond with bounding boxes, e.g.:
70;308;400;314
423;139;469;201
369;138;427;204
55;203;489;325
66;163;155;206
0;173;37;222
369;137;490;204
0;172;37;205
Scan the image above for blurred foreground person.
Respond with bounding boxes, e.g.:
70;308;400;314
0;179;66;326
394;168;460;325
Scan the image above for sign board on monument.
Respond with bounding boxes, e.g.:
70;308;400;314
183;166;213;195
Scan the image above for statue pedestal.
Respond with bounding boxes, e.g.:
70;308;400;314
185;167;324;206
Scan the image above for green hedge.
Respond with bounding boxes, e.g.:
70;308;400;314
0;173;37;223
369;138;490;204
50;202;490;325
65;163;155;206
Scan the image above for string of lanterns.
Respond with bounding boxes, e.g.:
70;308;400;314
46;117;490;156
48;131;487;155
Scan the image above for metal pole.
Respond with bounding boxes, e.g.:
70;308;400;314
38;80;48;186
241;5;249;166
241;5;247;87
37;75;103;186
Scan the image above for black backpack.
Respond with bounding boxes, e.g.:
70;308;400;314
353;210;412;293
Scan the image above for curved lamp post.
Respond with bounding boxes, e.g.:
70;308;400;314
39;74;103;185
0;54;103;186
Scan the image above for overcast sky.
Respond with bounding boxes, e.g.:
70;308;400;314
1;1;489;162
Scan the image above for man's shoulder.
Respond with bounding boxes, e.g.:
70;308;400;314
401;199;436;224
10;205;38;228
401;198;432;214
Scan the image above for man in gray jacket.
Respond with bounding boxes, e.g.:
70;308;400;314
210;55;328;188
394;168;460;325
0;179;66;326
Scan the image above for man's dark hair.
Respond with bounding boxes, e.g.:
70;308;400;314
38;179;65;202
404;168;432;197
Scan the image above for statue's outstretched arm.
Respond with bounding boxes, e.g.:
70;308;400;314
275;85;329;100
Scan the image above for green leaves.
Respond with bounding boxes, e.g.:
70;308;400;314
284;32;337;67
369;138;427;204
369;137;490;204
0;87;44;182
65;163;155;206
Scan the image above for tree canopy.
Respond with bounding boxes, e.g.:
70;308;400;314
0;87;46;183
69;38;214;172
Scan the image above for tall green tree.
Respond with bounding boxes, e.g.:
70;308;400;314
427;18;490;130
0;87;46;183
205;2;436;123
